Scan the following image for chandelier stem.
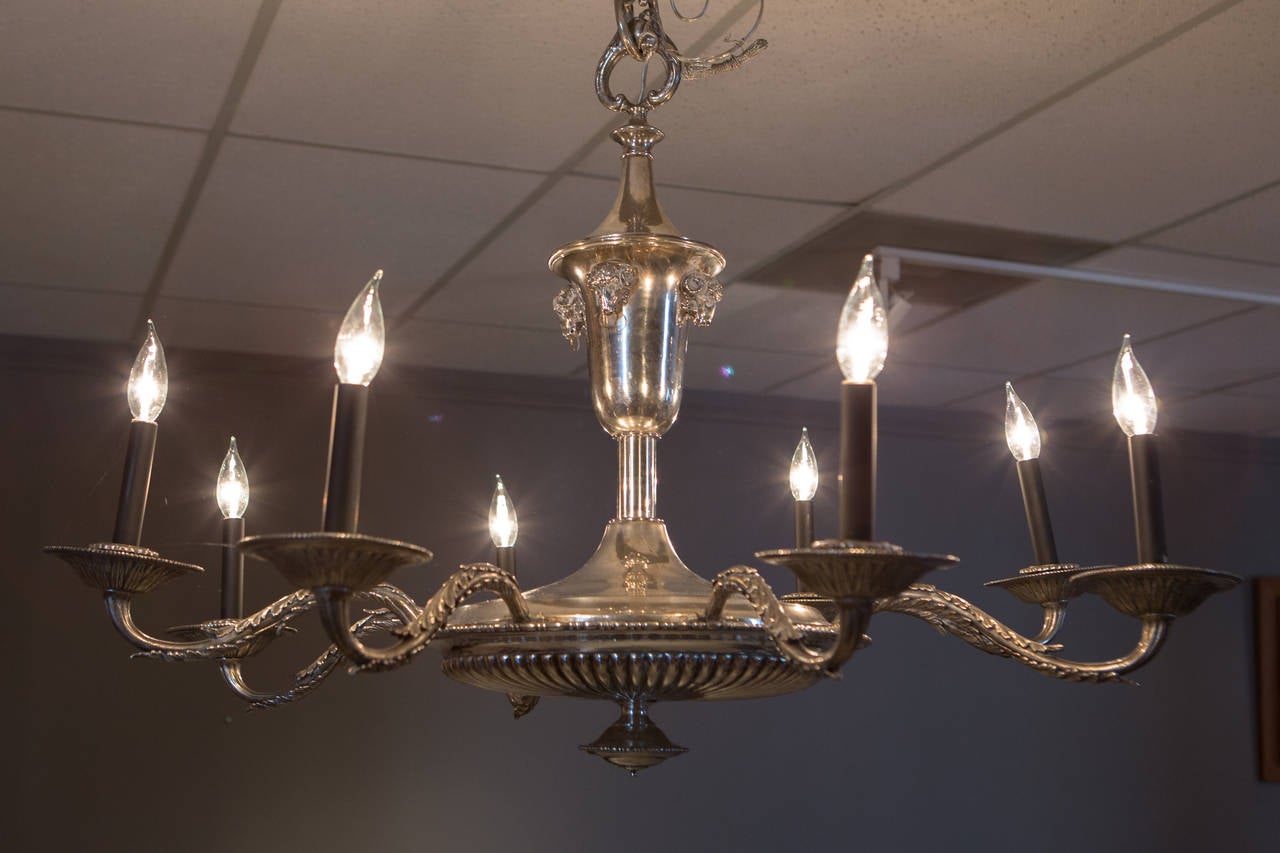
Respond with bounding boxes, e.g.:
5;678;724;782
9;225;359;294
617;433;658;520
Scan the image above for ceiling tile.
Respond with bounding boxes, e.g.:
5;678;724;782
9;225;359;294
769;358;1007;408
152;297;336;361
684;345;825;394
0;284;140;344
1144;183;1280;266
420;175;844;329
393;319;579;378
0;111;204;294
1076;245;1280;297
1223;375;1280;399
892;277;1239;375
945;374;1114;425
0;1;260;127
876;0;1280;240
1051;308;1280;392
233;1;621;170
1161;392;1280;436
577;0;1223;202
163;137;545;315
698;284;845;356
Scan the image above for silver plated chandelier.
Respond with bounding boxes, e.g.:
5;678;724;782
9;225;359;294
46;1;1240;774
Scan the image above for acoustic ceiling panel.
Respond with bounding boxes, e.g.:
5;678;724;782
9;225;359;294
421;174;844;330
575;0;1224;202
231;0;738;171
2;283;141;345
0;111;205;295
1051;308;1280;393
893;278;1239;376
876;0;1280;241
0;0;260;127
1144;183;1280;267
162;136;545;316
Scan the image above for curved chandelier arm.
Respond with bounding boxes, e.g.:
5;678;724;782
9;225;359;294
705;566;869;674
874;585;1169;683
106;588;315;659
316;563;530;673
218;608;407;709
103;584;421;662
1033;602;1067;645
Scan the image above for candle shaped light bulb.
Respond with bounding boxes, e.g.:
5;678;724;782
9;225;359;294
1004;382;1058;565
127;319;168;422
489;475;518;549
334;270;386;386
790;428;819;502
216;437;250;520
1004;382;1042;462
835;254;888;383
1112;334;1158;437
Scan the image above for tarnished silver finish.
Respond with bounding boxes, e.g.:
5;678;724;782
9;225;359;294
985;564;1084;605
549;119;724;442
313;563;529;672
705;565;870;674
596;0;767;117
507;694;540;719
239;531;433;592
40;2;1245;775
1069;564;1241;619
756;540;958;600
580;699;687;774
45;543;202;594
677;272;723;326
875;584;1169;684
105;584;418;663
617;433;657;520
552;283;586;350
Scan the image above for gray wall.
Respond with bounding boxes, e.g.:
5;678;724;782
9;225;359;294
6;335;1278;852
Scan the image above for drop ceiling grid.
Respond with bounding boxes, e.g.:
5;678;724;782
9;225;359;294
0;0;1274;432
870;0;1280;241
0;0;263;128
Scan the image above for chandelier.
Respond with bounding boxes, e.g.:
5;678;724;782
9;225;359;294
45;1;1240;775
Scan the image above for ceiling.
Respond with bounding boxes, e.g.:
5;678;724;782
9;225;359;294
2;1;1278;435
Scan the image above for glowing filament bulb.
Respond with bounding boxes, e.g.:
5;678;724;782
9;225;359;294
1112;334;1158;437
489;475;518;548
1004;382;1041;462
836;254;888;383
789;427;819;501
216;436;250;519
334;270;386;386
127;319;168;422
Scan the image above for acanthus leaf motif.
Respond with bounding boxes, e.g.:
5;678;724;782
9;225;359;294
585;261;639;316
678;272;723;327
553;283;587;350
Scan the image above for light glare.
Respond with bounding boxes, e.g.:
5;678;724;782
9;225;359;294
1003;382;1041;462
1111;334;1158;437
216;436;250;519
789;427;819;501
127;319;168;422
334;270;386;386
489;475;518;548
835;254;888;383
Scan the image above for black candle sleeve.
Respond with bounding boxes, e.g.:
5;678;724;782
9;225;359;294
220;516;245;620
322;383;369;533
496;546;516;575
1016;458;1058;566
794;500;815;549
113;419;158;545
1128;433;1168;564
838;381;877;542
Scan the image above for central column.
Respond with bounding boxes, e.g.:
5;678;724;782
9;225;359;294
617;433;658;520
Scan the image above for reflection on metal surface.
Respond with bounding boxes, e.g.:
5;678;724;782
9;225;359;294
43;1;1242;773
